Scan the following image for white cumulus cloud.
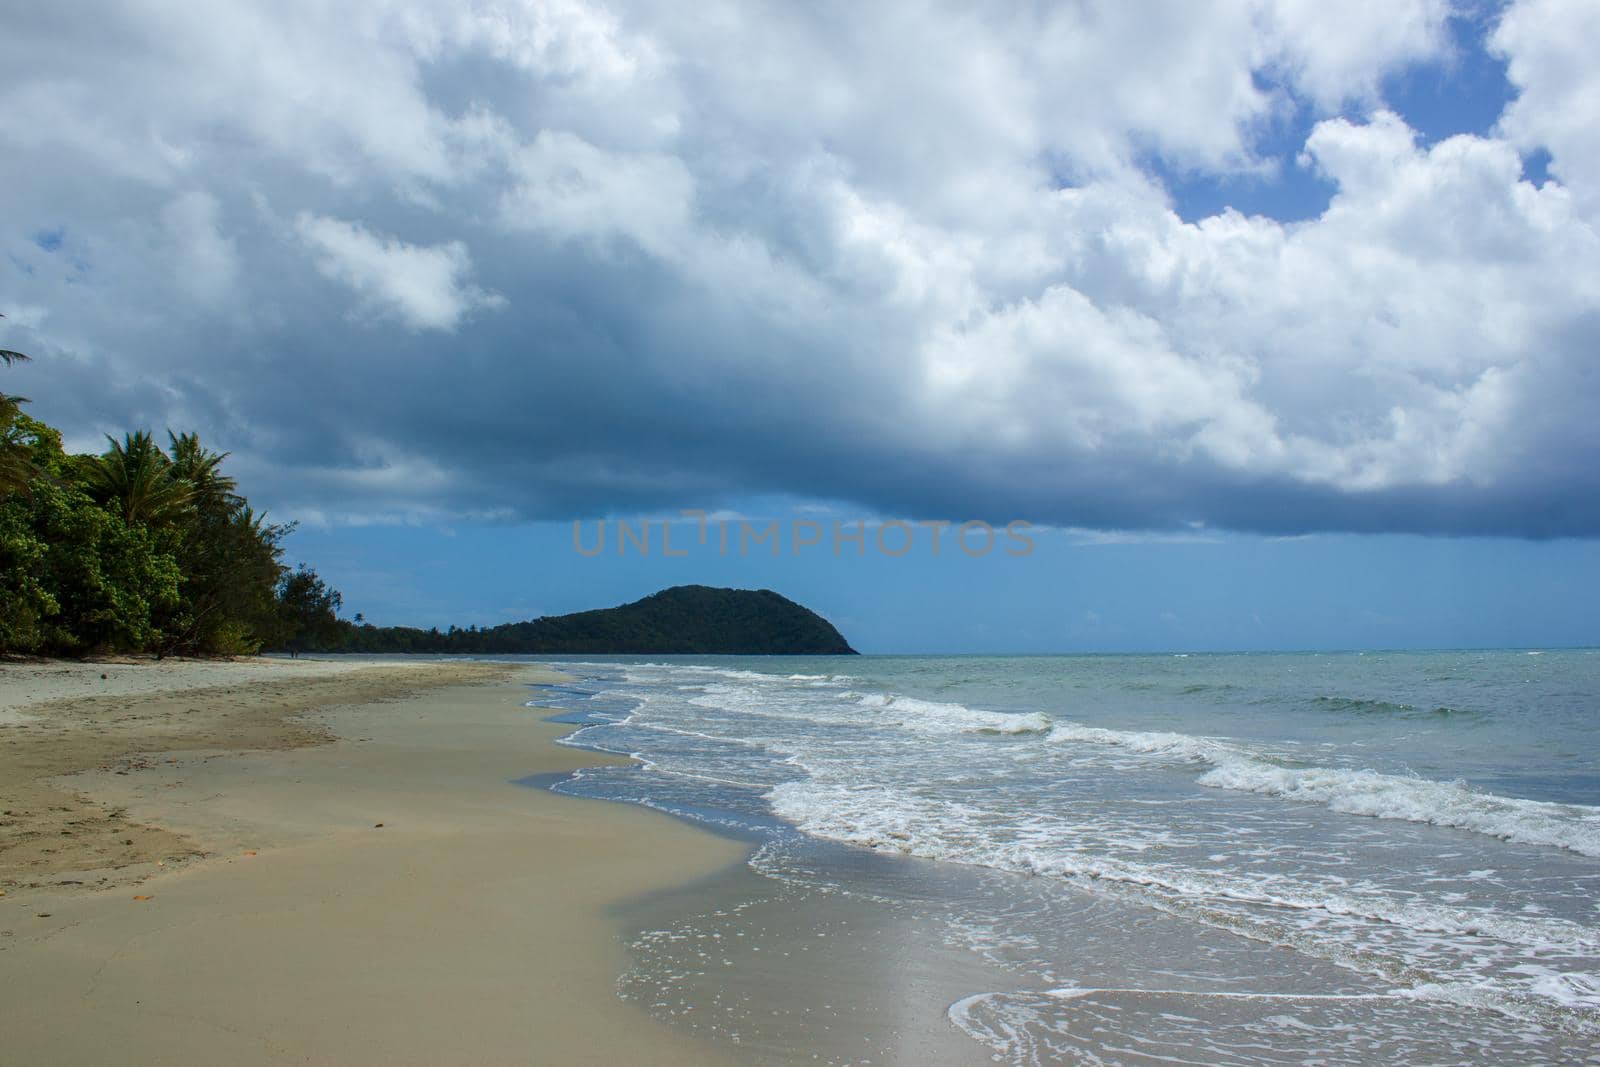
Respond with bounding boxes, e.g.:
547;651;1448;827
295;215;503;332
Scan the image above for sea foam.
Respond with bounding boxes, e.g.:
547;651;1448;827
855;693;1052;735
1195;762;1600;857
1047;718;1600;857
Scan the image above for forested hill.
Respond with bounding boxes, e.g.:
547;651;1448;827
332;585;858;655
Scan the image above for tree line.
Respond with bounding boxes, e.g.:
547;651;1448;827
0;329;342;657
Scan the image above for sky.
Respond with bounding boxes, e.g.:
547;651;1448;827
3;0;1599;653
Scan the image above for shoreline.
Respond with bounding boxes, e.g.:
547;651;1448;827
0;657;746;1064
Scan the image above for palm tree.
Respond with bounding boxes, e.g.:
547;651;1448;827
0;313;34;493
0;310;32;377
91;430;193;525
0;312;30;369
167;431;237;510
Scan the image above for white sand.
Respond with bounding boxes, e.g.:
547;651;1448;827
0;658;743;1064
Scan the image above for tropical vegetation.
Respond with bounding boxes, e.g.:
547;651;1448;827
0;328;339;656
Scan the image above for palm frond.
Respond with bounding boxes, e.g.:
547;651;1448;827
1;313;34;365
92;430;194;525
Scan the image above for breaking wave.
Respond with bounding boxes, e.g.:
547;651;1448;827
854;693;1052;735
1046;719;1600;857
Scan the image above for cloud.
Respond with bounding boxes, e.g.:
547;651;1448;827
499;131;694;256
1;0;1597;536
1493;0;1600;207
161;192;239;304
295;214;503;331
1261;0;1450;108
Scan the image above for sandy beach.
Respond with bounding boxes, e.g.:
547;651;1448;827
0;657;743;1065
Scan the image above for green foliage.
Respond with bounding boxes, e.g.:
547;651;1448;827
89;430;194;527
2;415;73;650
302;585;857;655
274;565;344;654
0;493;55;651
0;322;34;493
7;472;181;652
156;430;290;655
203;620;265;657
0;401;297;657
0;408;34;491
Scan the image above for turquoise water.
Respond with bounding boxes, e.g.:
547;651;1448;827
533;651;1600;1063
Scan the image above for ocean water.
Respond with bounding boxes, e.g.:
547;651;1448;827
529;651;1600;1064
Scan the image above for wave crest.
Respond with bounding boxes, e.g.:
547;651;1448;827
856;693;1052;735
1196;762;1600;857
1046;718;1600;856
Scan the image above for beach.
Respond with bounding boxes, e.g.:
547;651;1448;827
5;652;1596;1065
0;657;743;1065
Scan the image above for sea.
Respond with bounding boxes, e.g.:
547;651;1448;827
526;651;1600;1065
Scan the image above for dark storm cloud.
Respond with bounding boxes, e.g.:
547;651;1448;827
3;1;1599;535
